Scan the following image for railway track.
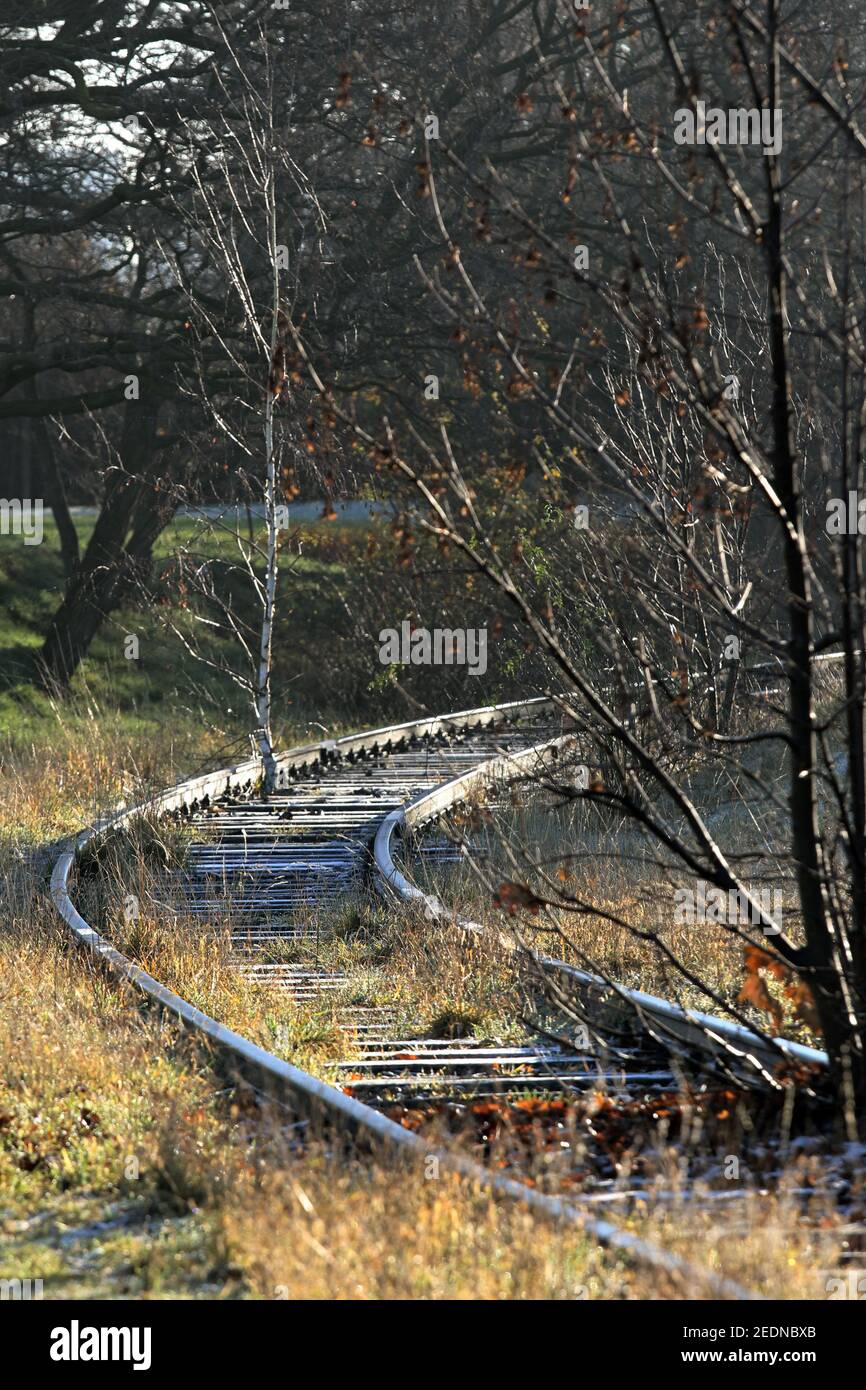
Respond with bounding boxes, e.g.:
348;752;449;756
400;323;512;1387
51;696;834;1298
162;708;640;1102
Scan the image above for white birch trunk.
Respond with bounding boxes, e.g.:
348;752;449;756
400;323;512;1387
255;182;280;795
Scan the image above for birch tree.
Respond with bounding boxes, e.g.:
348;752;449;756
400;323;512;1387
157;26;321;791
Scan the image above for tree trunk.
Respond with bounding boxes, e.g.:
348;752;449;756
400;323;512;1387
33;415;79;578
255;234;281;796
21;296;80;578
764;5;866;1131
37;397;156;689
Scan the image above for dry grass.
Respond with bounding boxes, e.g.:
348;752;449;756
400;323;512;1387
74;813;531;1067
0;861;654;1300
636;1191;843;1300
0;726;646;1299
220;1161;647;1300
1;704;242;849
0;717;849;1300
414;792;821;1047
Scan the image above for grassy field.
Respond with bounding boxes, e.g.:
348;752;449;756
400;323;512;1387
0;514;378;755
0;518;845;1300
0;725;842;1300
0;729;670;1301
0;907;638;1300
0;521;630;1300
0;509;528;754
0;755;838;1300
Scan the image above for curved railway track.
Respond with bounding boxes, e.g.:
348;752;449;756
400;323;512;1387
51;696;836;1299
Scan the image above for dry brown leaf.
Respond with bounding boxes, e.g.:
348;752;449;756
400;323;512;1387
492;881;544;916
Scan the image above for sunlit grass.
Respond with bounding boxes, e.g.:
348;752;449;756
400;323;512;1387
0;680;846;1300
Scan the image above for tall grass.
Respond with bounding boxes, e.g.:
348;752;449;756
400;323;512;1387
0;711;850;1300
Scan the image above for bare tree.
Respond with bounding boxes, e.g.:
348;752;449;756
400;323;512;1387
282;0;866;1134
152;25;329;790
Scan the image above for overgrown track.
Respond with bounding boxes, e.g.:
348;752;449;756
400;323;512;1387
373;750;828;1090
52;697;788;1298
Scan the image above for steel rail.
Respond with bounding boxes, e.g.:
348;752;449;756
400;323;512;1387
50;697;754;1299
372;739;830;1080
